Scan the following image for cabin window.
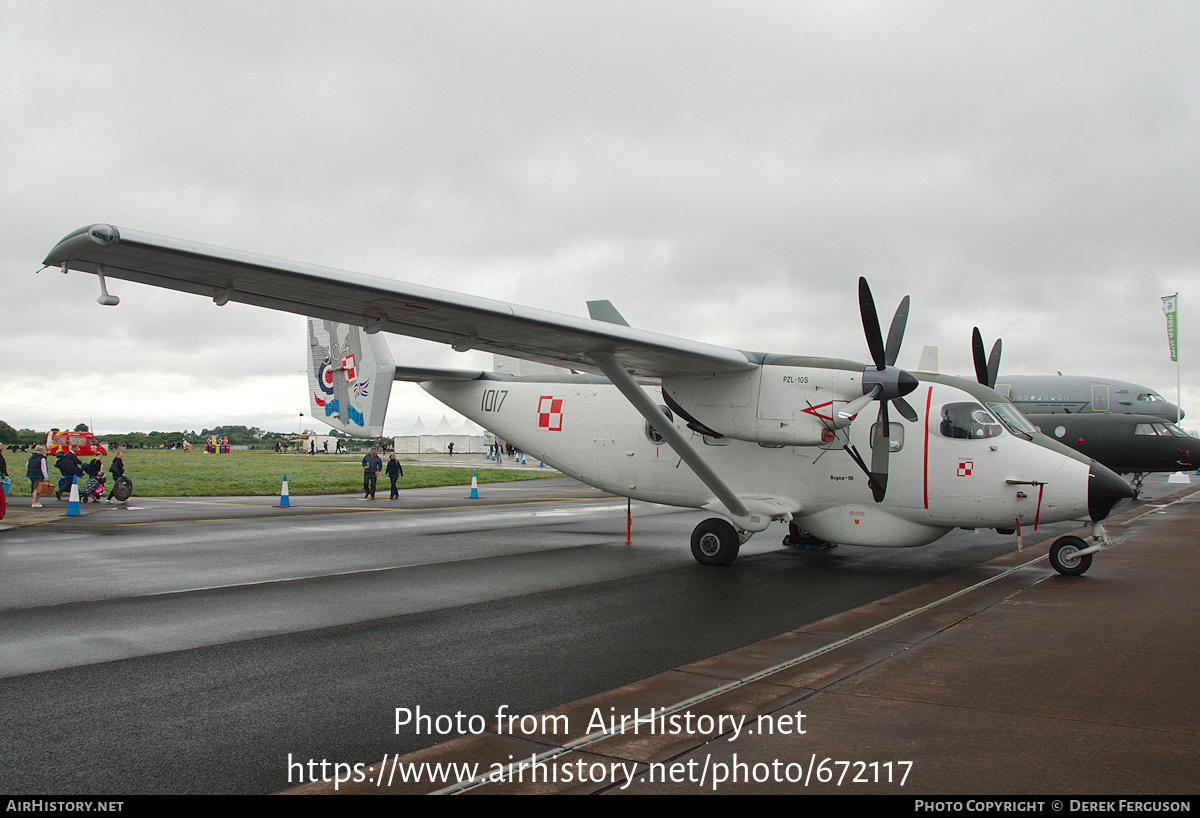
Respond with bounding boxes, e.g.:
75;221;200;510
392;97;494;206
939;403;1003;440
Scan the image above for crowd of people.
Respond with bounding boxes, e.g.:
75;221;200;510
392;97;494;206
1;443;130;509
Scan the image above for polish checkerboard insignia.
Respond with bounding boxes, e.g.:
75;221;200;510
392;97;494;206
537;396;564;431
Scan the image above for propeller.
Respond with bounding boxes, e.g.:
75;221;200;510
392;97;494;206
855;277;920;502
972;327;1002;388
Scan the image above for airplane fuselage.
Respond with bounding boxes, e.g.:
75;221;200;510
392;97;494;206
425;366;1100;548
1028;413;1200;475
998;375;1183;421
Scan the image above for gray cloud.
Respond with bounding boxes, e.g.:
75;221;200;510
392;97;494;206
3;0;1196;434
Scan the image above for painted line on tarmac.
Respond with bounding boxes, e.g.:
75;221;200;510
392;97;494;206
101;497;632;527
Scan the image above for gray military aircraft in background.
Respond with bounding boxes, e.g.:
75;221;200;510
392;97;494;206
1026;413;1198;496
921;335;1186;422
965;330;1196;497
996;375;1183;422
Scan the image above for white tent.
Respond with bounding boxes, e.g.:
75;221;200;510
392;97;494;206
392;416;488;454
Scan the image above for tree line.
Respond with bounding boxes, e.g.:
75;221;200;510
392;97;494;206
0;421;350;449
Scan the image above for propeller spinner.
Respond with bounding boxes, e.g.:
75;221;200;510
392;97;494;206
855;277;920;502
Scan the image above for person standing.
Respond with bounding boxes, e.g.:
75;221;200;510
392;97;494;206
361;447;383;499
1;443;8;511
26;446;48;508
386;454;403;499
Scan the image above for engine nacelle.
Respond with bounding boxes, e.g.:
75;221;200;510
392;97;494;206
662;363;865;446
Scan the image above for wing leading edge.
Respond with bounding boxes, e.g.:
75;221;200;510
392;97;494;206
44;224;754;378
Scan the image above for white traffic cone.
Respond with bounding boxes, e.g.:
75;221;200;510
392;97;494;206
278;474;291;507
66;477;82;516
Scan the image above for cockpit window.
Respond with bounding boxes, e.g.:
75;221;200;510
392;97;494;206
986;402;1036;438
1138;393;1162;402
1137;421;1191;438
940;402;1004;439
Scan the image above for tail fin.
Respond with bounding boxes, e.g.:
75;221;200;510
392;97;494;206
307;319;395;437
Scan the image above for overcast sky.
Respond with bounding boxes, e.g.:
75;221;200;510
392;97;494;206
2;0;1197;437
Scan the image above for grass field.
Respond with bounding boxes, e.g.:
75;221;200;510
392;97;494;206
9;449;557;497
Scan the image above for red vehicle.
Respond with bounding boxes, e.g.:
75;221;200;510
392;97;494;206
46;430;108;457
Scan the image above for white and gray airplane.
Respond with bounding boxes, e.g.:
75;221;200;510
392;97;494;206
998;376;1182;421
44;224;1135;575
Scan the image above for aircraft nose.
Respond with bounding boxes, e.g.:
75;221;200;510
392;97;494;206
1088;460;1136;522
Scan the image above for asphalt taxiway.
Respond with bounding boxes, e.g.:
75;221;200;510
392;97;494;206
1;473;1196;795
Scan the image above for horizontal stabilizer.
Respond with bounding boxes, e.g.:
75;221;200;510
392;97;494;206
393;365;486;383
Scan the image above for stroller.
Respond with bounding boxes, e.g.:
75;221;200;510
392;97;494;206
77;474;105;503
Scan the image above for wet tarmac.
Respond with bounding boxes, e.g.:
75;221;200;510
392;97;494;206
285;477;1200;795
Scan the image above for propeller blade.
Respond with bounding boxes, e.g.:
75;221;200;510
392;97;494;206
835;385;881;426
885;295;910;367
869;401;890;502
972;328;1003;388
987;338;1002;390
972;327;989;387
859;277;886;369
893;396;918;422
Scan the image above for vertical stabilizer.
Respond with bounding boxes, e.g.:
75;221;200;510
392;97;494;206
307;319;395;437
916;345;939;374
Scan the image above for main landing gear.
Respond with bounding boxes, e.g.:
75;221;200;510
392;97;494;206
690;518;743;566
782;521;834;550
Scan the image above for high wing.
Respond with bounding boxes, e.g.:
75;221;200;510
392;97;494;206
44;224;754;378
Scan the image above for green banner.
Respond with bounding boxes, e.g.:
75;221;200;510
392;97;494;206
1162;294;1178;363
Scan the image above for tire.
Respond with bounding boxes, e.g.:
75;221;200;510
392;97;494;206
1049;535;1092;576
783;521;833;549
690;518;740;566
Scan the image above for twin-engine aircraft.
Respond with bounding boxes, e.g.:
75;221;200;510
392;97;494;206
44;224;1134;575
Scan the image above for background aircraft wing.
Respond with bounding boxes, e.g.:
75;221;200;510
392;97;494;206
45;224;754;377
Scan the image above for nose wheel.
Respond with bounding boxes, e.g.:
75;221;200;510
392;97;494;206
1049;535;1093;576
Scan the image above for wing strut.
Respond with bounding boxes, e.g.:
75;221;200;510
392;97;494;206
590;352;765;531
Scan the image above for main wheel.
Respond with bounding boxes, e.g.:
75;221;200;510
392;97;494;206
783;521;833;550
691;518;740;566
1049;535;1092;576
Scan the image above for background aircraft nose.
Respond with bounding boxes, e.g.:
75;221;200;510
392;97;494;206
1088;461;1136;522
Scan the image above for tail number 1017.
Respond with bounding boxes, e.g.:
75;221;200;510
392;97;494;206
481;389;509;413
